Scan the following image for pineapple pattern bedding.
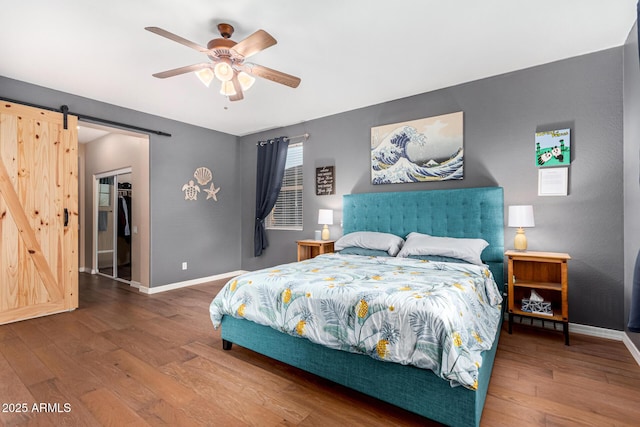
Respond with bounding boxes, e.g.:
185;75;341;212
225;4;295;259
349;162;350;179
209;253;503;390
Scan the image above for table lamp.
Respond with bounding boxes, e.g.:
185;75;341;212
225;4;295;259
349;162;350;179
318;209;333;240
508;205;535;251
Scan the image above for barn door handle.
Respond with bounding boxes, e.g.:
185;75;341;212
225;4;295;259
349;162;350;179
64;208;69;227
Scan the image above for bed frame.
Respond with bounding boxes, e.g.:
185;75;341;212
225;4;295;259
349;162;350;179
221;187;504;427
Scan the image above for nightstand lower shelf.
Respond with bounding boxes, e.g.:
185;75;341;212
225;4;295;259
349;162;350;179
508;312;569;345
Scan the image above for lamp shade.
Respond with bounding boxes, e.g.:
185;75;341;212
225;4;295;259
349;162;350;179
508;205;535;228
213;60;234;82
219;80;236;96
318;209;333;225
237;71;255;91
195;67;214;87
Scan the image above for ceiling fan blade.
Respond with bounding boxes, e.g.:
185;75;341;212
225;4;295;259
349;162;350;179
241;64;301;88
152;63;211;79
145;26;210;53
231;30;277;59
229;74;244;101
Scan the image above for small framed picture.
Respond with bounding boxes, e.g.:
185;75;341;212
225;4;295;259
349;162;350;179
316;166;335;195
538;167;568;196
535;128;570;167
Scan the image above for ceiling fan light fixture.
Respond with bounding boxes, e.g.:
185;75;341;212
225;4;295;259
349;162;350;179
214;61;234;82
147;24;301;101
238;71;256;91
220;80;237;96
195;67;214;87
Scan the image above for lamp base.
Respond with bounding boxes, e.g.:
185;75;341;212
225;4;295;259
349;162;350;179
514;228;528;251
321;224;330;240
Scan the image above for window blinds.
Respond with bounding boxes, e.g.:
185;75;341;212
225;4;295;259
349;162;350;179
266;142;303;230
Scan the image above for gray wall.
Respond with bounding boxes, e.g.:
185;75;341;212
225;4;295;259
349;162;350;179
239;48;625;330
148;118;239;286
0;76;241;287
1;45;628;329
624;22;640;348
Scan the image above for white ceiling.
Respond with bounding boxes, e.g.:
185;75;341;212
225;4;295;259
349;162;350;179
1;1;636;137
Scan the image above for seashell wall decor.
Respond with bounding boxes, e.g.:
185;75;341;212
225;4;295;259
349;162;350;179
194;167;212;185
181;166;220;202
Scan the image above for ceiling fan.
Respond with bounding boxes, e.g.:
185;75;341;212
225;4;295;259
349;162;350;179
145;23;301;101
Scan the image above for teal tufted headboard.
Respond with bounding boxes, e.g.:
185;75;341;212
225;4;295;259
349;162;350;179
342;187;504;287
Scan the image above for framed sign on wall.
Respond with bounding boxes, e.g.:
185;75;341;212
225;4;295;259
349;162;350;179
316;166;335;195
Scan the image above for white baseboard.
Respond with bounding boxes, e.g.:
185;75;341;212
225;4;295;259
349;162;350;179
623;333;640;366
139;270;247;294
568;322;626;341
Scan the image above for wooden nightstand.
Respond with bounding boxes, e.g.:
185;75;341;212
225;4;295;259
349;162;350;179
297;239;335;261
505;250;571;345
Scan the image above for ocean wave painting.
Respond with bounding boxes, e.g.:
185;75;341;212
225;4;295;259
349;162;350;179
371;112;463;184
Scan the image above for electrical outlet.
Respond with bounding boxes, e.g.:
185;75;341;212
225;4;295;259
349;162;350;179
182;262;187;270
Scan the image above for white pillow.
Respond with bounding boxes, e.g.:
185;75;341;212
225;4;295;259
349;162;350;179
397;232;489;265
335;232;405;256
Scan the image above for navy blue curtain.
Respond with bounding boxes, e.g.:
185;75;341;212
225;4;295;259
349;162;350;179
254;137;289;257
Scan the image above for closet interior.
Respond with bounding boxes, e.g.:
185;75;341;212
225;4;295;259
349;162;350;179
96;171;132;282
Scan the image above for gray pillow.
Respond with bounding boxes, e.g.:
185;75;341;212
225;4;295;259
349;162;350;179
397;232;488;265
335;231;404;256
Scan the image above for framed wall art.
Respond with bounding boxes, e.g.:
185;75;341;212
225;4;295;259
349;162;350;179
535;128;570;167
370;111;463;184
538;167;568;196
316;166;335;195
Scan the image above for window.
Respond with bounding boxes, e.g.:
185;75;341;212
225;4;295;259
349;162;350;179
266;142;303;230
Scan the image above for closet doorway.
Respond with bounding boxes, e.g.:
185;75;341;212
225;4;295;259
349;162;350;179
95;168;133;282
81;122;150;289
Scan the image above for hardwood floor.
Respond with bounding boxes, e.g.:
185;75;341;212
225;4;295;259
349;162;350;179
1;273;639;426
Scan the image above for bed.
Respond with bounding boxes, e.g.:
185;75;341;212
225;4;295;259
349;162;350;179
210;187;504;427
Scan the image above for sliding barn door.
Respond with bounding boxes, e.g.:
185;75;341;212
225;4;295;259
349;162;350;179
0;101;78;324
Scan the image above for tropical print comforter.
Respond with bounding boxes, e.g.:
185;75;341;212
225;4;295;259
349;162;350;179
209;253;502;390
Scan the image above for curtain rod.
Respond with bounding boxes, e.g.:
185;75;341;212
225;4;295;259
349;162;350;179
285;133;309;141
285;133;309;142
1;97;171;137
257;133;310;146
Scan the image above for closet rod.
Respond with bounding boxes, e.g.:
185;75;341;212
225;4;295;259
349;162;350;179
0;96;171;137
